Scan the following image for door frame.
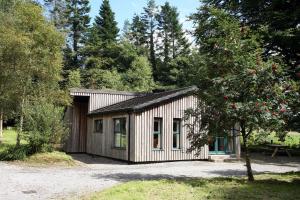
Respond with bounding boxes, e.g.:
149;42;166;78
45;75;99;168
209;135;228;155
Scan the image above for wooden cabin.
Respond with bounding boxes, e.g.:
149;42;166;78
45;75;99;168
65;86;241;163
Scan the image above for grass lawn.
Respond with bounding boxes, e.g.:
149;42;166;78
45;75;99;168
248;131;300;148
84;172;300;200
0;129;76;166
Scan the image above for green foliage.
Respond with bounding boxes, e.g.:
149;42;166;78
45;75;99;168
67;69;82;88
44;0;67;30
142;0;158;79
0;0;68;118
202;0;300;73
156;2;190;85
123;56;155;92
64;0;90;68
186;7;298;181
23;99;68;154
0;129;29;161
83;68;124;90
94;0;119;43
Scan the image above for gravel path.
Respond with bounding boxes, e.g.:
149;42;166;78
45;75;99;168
0;154;299;200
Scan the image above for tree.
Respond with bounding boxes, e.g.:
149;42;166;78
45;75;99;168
202;0;300;75
44;0;67;30
142;0;159;80
94;0;119;44
64;0;90;68
186;7;298;181
0;1;67;147
157;2;190;85
123;56;155;92
128;14;148;48
202;0;300;131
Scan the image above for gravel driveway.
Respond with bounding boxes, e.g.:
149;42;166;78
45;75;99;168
1;154;299;200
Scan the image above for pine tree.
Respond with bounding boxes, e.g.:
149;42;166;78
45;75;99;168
142;0;158;80
94;0;119;43
44;0;67;30
157;2;190;85
129;14;148;47
65;0;90;68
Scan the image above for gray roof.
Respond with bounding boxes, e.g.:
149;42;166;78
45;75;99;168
88;86;198;115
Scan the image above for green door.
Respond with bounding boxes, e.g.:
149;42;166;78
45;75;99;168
209;135;227;154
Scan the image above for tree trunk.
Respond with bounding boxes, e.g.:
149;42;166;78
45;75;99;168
241;123;254;181
16;98;25;147
0;111;3;139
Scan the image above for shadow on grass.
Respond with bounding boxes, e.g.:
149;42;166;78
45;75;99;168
90;172;300;200
91;168;266;182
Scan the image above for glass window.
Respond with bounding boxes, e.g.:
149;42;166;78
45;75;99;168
153;118;162;149
114;118;126;148
173;119;181;149
94;119;103;133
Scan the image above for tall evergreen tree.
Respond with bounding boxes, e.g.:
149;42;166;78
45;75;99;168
158;2;190;62
94;0;119;43
129;14;148;47
64;0;90;68
156;2;190;85
44;0;67;30
142;0;158;80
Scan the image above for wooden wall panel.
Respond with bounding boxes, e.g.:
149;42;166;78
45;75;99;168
133;95;208;162
87;113;130;161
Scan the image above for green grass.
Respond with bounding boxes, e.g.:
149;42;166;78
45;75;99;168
0;129;75;166
22;151;76;166
84;172;300;200
248;131;300;148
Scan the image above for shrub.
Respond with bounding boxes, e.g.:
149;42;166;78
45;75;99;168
0;145;30;161
23;100;68;154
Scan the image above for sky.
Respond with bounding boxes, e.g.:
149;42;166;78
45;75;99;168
89;0;200;31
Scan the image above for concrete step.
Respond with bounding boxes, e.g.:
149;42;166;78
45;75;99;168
208;155;238;162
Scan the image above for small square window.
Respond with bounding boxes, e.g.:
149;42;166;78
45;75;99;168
94;119;103;133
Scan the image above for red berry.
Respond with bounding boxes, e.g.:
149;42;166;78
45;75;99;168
280;108;286;113
224;96;228;100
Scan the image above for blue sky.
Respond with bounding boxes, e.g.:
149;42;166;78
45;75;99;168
89;0;200;31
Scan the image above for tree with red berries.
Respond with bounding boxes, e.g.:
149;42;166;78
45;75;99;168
185;7;298;181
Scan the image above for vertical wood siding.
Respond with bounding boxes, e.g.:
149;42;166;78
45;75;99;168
70;91;138;112
86;113;130;161
67;90;138;153
133;95;208;162
65;101;88;152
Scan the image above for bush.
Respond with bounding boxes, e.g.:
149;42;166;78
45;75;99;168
23;100;68;154
0;145;30;161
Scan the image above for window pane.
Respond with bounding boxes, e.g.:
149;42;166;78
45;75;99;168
153;133;160;149
114;119;120;132
94;119;103;133
121;134;127;148
173;121;177;132
114;118;126;148
173;133;179;148
154;120;159;132
115;133;121;147
121;119;126;134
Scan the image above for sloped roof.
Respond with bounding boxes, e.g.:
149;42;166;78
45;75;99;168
88;86;197;115
70;88;144;96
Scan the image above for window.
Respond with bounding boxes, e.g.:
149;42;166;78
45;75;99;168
114;118;126;148
94;119;103;133
173;119;181;149
153;118;162;149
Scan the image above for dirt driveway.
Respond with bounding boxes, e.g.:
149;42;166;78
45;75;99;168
1;154;299;200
